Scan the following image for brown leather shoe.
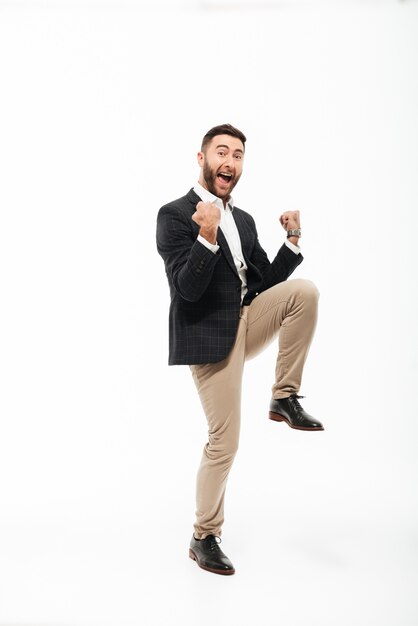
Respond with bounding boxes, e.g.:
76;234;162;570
189;534;235;575
269;395;324;431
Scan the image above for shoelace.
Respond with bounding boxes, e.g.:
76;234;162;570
206;535;222;552
289;394;306;414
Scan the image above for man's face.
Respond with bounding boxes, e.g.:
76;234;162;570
197;134;244;201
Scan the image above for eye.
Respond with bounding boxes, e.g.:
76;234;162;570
218;151;225;157
234;154;242;160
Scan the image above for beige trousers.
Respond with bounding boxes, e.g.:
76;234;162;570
189;278;319;539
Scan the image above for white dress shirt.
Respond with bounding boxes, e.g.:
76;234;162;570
193;181;300;303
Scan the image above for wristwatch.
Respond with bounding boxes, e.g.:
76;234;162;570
287;228;301;238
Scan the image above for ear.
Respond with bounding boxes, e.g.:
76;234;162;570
197;151;204;167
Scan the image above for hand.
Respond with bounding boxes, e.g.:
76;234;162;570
192;201;221;230
192;201;221;244
279;210;300;232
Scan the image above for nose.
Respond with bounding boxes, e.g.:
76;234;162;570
224;154;234;169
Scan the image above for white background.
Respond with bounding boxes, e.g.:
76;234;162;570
0;0;417;624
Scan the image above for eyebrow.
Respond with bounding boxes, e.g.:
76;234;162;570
215;144;244;154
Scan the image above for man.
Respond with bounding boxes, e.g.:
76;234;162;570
156;123;323;576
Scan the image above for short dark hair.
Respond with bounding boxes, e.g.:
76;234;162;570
201;123;246;152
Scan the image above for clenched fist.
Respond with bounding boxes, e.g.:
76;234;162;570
192;201;221;244
279;210;300;232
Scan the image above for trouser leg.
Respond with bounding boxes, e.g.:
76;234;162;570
245;278;319;398
189;314;246;540
188;279;318;537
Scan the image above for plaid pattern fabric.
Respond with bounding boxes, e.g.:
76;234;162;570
156;189;303;365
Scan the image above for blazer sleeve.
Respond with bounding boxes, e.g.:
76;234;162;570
156;203;221;302
248;215;304;290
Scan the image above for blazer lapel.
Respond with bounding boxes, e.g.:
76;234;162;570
231;208;252;263
217;228;239;277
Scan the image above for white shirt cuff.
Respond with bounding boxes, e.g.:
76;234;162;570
285;239;301;254
197;234;219;254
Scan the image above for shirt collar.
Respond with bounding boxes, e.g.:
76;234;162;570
193;181;234;212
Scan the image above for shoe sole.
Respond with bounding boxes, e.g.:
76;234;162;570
269;412;324;431
189;549;235;575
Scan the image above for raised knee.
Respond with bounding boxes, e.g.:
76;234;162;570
293;278;319;302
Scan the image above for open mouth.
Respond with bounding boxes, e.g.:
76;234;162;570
217;171;233;185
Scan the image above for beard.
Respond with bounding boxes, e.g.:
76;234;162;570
202;161;240;200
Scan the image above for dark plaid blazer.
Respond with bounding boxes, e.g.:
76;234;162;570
156;188;303;365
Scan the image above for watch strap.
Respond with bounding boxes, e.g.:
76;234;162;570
287;228;301;238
